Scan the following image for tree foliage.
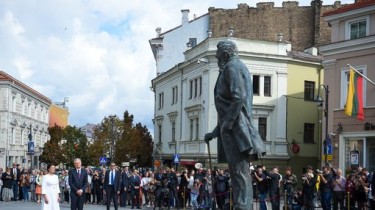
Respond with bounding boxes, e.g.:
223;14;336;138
40;125;64;165
61;125;90;168
91;111;153;167
42;110;153;168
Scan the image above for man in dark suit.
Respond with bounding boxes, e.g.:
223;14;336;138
130;169;141;209
69;158;88;210
120;166;130;207
10;162;20;201
104;162;122;210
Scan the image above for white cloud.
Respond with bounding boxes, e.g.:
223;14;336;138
0;0;354;131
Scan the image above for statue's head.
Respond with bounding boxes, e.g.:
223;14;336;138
216;40;238;69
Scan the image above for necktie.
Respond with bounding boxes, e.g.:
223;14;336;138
111;171;114;185
78;170;81;178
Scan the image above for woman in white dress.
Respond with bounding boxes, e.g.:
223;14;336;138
41;164;60;210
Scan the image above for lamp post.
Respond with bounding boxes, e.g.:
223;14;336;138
27;125;35;169
110;119;116;163
315;85;329;164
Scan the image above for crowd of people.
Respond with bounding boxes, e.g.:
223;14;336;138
251;164;375;210
1;161;375;210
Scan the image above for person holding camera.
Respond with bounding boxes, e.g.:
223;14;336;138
215;169;229;210
91;170;102;205
302;165;317;210
178;169;189;208
166;168;179;209
264;166;282;210
283;167;298;208
252;165;269;210
292;188;304;210
319;165;334;210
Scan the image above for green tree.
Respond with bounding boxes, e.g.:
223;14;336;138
89;115;122;165
133;123;153;167
114;111;153;167
40;125;64;165
114;111;133;164
90;110;153;168
61;125;90;168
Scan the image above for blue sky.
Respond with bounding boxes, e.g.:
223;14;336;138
0;0;354;131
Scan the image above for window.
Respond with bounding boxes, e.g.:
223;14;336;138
189;77;202;100
195;118;199;140
253;75;260;95
303;123;315;143
21;130;24;145
190;119;194;140
172;86;178;105
171;122;176;142
304;81;315;101
264;76;271;97
346;16;369;40
11;128;15;144
188;117;199;140
199;77;202;97
194;78;198;98
158;92;164;109
158;125;162;143
189;38;197;47
350;20;366;40
189;80;193;99
258;117;267;141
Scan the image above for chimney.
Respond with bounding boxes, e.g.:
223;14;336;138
181;9;190;25
155;27;161;37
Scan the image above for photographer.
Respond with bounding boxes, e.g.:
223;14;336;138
91;170;102;205
283;166;298;208
264;166;282;210
302;165;317;210
319;166;334;210
178;168;189;208
353;172;369;210
292;188;304;210
166;168;179;209
215;169;229;210
194;167;206;207
252;165;268;210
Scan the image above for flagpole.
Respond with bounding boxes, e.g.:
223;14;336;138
347;64;375;86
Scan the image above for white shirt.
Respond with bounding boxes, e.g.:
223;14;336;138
109;170;115;185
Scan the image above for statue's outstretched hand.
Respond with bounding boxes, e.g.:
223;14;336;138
204;133;214;144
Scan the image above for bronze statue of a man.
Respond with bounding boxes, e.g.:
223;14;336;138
205;40;266;210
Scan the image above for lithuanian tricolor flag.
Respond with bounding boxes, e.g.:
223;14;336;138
344;68;364;120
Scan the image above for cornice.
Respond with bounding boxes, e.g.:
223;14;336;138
319;35;375;56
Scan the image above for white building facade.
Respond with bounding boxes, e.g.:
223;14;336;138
151;37;291;167
0;71;51;169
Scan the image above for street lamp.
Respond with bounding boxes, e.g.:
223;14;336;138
110;119;116;162
315;85;330;164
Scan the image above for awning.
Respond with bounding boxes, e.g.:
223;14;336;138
180;160;196;165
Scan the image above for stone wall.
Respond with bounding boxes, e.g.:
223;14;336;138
208;1;343;51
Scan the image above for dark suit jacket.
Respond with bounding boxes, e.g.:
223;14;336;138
104;170;122;192
121;171;130;191
213;56;266;156
68;168;88;196
10;167;21;181
129;174;141;191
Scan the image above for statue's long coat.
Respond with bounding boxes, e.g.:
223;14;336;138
214;56;266;157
